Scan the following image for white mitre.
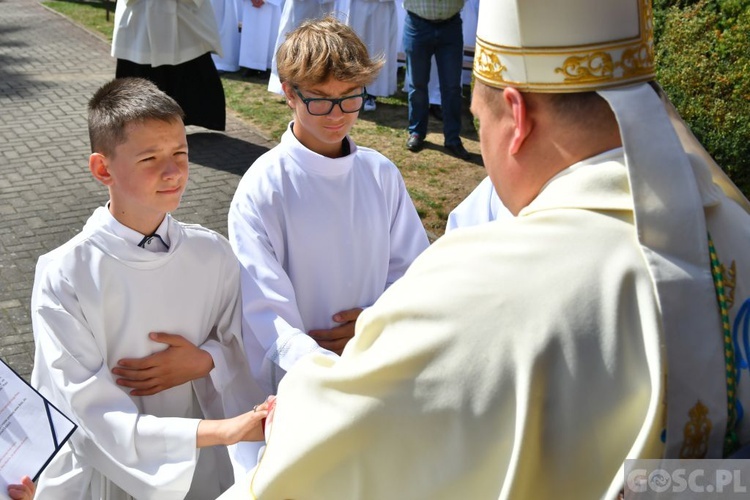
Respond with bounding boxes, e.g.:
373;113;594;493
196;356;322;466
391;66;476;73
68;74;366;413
473;0;750;461
474;0;653;92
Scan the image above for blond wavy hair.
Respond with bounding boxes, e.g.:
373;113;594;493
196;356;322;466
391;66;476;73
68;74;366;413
276;14;384;88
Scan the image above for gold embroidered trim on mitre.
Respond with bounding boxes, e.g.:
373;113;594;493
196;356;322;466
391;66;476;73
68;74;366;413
556;0;653;84
473;0;655;92
679;400;712;459
473;46;507;85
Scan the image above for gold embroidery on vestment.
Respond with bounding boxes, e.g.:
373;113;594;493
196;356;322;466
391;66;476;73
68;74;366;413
722;261;737;309
679;401;712;459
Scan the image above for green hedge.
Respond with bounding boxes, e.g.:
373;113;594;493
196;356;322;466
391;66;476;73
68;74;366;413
654;0;750;195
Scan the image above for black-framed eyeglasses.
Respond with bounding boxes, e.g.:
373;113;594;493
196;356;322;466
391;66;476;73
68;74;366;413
294;87;367;116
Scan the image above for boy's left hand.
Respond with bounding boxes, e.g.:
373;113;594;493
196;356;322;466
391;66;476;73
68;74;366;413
112;332;214;396
308;308;363;355
7;475;35;500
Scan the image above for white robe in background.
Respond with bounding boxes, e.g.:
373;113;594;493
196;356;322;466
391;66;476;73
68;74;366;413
396;0;405;62
220;148;750;499
212;0;242;72
112;0;223;67
31;208;264;500
266;0;337;94
238;0;284;71
228;123;429;395
445;175;509;231
339;0;398;97
461;0;478;86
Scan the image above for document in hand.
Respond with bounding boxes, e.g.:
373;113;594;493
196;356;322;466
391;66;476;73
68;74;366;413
0;358;76;497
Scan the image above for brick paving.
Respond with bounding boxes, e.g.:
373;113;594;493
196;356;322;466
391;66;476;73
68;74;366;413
0;0;276;380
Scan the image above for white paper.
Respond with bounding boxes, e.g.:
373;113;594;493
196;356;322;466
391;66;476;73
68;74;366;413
0;359;76;497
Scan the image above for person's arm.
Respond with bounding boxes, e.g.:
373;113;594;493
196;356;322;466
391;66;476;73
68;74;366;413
7;476;35;500
196;401;269;447
190;240;270;421
228;187;336;394
384;168;430;287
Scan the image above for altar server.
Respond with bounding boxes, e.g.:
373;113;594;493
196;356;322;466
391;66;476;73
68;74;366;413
228;15;429;395
31;78;268;500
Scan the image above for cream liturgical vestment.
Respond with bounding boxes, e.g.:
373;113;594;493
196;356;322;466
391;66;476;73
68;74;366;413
228;124;429;395
221;148;750;499
31;208;264;500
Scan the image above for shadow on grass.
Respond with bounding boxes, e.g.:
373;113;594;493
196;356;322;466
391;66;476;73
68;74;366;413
410;141;484;168
357;83;478;143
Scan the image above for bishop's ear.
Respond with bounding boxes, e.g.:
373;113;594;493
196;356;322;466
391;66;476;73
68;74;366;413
504;87;532;156
89;152;113;186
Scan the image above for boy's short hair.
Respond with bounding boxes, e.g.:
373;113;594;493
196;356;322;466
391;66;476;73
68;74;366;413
276;14;384;89
88;77;185;156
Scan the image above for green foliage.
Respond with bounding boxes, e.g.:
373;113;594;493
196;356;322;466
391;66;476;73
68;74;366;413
654;0;750;195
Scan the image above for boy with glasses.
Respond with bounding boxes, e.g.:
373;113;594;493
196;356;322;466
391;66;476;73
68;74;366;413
228;15;429;396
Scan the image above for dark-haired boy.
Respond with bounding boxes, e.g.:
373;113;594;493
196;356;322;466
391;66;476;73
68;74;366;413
31;77;268;500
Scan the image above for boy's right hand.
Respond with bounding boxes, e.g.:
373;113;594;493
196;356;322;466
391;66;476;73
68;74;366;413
263;395;277;441
197;401;270;447
308;308;363;355
112;332;214;396
7;476;35;500
229;402;271;443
